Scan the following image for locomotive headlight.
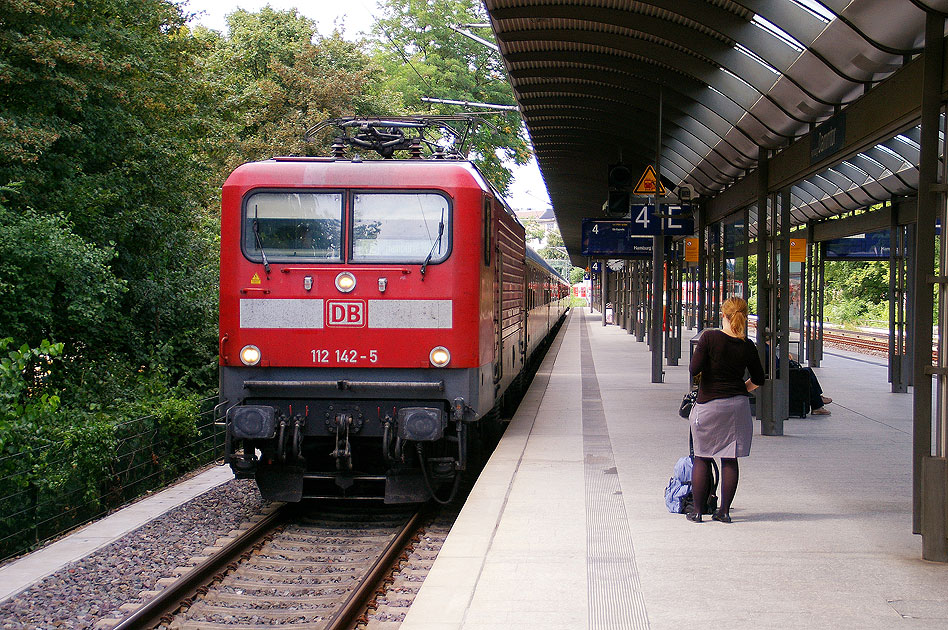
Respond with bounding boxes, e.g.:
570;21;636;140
429;346;451;367
335;272;356;293
239;344;261;366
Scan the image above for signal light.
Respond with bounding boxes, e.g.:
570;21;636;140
606;190;631;217
608;163;633;189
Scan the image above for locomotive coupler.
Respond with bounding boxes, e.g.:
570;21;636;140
330;413;353;471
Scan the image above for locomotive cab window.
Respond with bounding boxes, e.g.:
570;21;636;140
352;192;451;263
243;192;343;262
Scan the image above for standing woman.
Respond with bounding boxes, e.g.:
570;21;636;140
687;296;765;523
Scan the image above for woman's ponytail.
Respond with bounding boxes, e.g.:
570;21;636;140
722;296;748;338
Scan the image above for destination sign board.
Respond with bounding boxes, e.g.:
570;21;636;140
825;231;890;260
581;220;654;258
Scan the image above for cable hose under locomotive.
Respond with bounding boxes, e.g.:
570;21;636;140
416;443;462;505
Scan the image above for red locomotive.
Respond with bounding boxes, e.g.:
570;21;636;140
219;118;569;502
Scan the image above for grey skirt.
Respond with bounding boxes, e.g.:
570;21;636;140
689;395;753;458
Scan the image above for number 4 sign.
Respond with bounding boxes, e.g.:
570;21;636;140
627;205;693;235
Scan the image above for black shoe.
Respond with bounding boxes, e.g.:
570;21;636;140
685;511;702;522
711;511;732;523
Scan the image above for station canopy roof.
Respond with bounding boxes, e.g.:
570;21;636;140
484;0;948;264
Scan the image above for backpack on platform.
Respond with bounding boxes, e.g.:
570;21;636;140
664;432;719;515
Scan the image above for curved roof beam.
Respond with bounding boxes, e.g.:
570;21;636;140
522;104;749;175
510;63;751;132
524;105;745;184
805;171;866;210
506;51;761;161
516;89;758;161
496;27;809;138
747;0;925;56
794;179;840;216
512;73;755;164
847;154;902;196
494;2;861;107
525;124;697;180
836;159;903;199
821;166;887;204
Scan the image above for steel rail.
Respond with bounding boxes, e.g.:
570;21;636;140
111;504;288;630
325;508;426;630
821;330;938;363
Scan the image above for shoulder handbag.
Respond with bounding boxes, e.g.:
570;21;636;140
678;389;697;418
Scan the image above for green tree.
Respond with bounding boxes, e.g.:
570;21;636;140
539;228;567;261
371;0;529;192
0;196;126;348
202;9;396;177
823;260;890;326
0;0;219;387
521;218;546;243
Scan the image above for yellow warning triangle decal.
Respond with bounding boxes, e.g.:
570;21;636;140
632;165;666;196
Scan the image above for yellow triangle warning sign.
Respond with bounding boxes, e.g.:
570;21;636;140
632;165;666;196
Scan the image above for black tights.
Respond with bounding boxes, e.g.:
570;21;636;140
691;457;739;515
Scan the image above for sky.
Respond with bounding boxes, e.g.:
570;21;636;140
180;0;551;212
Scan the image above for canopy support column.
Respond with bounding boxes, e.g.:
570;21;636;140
916;10;946;562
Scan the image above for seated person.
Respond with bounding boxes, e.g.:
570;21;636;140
788;356;833;415
766;343;833;415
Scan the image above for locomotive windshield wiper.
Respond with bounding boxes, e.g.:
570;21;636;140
420;211;445;280
252;206;271;275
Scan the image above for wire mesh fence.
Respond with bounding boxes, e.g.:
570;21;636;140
0;396;224;563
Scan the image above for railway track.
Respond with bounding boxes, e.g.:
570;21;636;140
749;321;934;361
112;503;426;630
821;330;891;355
820;329;942;363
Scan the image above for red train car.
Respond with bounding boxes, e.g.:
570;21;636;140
219;122;569;503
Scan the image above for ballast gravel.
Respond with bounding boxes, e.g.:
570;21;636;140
0;475;267;630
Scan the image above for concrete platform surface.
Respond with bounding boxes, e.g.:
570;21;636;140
402;308;948;630
0;463;233;603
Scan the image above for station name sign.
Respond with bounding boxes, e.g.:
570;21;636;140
811;113;846;164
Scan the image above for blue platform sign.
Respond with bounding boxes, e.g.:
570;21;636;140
581;220;654;258
626;204;694;235
825;231;890;260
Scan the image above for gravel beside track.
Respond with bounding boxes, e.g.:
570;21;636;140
0;477;268;630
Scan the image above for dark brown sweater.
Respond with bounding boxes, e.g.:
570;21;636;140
689;329;766;403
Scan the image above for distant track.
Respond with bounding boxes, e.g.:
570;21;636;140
748;320;933;361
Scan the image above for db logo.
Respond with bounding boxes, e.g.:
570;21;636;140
326;300;365;327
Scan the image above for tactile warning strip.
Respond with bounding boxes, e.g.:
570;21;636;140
580;310;650;630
